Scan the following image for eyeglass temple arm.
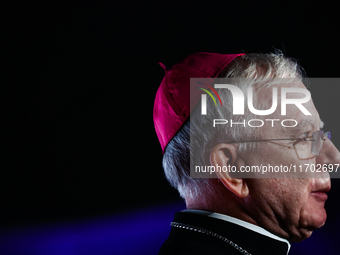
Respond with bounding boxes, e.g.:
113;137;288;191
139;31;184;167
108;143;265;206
227;138;306;144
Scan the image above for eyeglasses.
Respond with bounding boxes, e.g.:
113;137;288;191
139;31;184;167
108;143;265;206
228;130;331;160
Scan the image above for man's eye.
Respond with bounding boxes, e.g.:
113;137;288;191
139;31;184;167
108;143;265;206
300;132;309;138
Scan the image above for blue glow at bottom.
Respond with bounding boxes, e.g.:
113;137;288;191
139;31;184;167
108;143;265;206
0;201;338;255
0;201;185;255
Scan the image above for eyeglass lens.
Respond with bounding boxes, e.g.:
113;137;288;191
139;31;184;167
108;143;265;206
311;130;331;155
312;130;323;155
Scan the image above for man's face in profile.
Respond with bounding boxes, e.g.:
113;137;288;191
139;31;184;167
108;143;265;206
242;82;340;242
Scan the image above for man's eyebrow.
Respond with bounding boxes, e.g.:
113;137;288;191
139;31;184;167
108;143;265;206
320;120;324;129
287;119;321;137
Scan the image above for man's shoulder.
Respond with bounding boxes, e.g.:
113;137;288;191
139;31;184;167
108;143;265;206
158;211;248;255
158;230;240;255
158;211;290;255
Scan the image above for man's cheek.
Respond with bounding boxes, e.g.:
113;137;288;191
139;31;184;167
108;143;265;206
274;148;294;163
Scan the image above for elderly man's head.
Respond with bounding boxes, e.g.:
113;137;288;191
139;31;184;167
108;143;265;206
159;52;340;242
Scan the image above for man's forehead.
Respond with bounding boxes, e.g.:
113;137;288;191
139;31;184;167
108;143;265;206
298;118;323;129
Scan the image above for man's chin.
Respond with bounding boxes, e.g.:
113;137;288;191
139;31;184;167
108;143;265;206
292;210;327;242
310;208;327;229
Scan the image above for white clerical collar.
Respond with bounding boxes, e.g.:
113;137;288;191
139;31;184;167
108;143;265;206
182;209;291;255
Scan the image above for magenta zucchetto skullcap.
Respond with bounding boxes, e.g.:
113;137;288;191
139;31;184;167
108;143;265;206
153;52;245;154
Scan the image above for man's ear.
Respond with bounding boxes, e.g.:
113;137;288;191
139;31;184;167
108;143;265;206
210;143;249;198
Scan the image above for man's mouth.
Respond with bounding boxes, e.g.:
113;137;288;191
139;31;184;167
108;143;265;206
311;184;331;201
311;191;328;201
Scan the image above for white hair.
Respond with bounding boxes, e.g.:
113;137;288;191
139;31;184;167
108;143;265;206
162;51;306;200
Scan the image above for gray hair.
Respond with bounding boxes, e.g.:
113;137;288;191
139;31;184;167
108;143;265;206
162;51;306;200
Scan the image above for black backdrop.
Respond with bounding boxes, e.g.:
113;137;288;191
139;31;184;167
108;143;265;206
5;0;340;253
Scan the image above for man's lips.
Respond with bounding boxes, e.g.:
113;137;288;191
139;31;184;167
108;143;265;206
311;191;328;201
311;184;331;201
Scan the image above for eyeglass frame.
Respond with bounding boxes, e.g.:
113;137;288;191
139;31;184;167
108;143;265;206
227;130;331;160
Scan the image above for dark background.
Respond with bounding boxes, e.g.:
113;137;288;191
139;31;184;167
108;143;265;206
5;0;339;254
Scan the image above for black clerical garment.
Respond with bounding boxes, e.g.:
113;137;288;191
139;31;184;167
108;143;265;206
158;211;290;255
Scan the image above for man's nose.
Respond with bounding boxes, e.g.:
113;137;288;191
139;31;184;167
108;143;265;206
316;139;340;165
